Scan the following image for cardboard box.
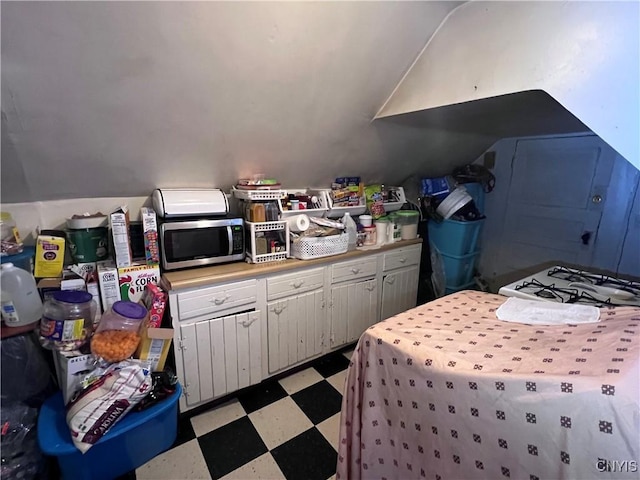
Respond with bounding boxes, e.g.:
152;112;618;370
37;271;86;302
135;326;174;371
52;350;95;404
140;207;160;266
97;261;120;313
118;264;160;304
34;234;66;278
139;283;167;328
109;206;133;268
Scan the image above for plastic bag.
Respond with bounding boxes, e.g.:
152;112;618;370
364;185;385;219
1;403;46;480
66;359;152;453
429;244;446;298
133;368;178;412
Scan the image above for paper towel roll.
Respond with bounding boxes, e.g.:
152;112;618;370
287;214;310;233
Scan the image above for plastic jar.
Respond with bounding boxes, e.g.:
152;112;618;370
91;301;147;362
388;213;401;242
40;291;96;351
0;262;43;327
363;226;377;246
396;211;420;240
374;218;389;246
0;212;16;241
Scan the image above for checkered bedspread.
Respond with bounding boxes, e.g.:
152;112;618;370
337;290;640;480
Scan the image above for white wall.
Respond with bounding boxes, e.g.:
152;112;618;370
378;1;640;170
2;1;495;205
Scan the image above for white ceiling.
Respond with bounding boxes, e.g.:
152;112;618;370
2;1;499;204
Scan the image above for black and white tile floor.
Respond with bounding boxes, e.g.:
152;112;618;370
128;347;353;480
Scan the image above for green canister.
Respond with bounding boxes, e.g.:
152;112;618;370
66;216;109;263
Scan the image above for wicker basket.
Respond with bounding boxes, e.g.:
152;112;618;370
291;233;349;260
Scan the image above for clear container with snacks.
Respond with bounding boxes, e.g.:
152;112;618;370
40;291;96;351
91;301;147;363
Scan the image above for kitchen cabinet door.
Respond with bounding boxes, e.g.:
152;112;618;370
381;266;419;320
267;291;324;374
329;278;378;349
179;310;262;408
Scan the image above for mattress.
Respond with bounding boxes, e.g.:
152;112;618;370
337;290;640;480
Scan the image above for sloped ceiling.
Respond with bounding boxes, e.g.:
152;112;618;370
2;1;499;204
376;1;640;170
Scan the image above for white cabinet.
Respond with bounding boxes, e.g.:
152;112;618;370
329;269;378;349
380;244;421;320
267;290;325;373
329;256;379;350
381;266;419;320
166;241;422;411
178;310;262;408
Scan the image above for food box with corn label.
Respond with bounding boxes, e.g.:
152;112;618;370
118;264;160;304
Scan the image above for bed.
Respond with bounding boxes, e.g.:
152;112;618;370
337;290;640;480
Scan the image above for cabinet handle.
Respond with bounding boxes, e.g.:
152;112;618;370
351;267;361;274
241;316;258;328
273;304;287;315
366;284;376;292
291;280;305;289
385;277;396;285
210;293;231;305
399;257;407;264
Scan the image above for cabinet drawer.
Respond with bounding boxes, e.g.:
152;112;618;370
383;245;421;272
177;279;257;320
267;267;324;301
331;257;377;283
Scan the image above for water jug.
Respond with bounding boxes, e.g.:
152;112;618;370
0;262;43;327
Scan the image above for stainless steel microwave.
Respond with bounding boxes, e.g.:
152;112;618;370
159;217;245;270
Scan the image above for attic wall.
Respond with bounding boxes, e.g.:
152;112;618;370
377;1;640;170
1;1;498;205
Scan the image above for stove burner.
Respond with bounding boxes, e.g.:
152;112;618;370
547;266;640;297
515;279;579;303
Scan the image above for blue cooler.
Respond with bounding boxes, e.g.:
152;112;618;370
38;383;181;480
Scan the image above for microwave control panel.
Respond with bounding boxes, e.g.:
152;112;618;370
232;225;244;254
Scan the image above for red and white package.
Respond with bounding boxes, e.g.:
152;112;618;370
65;360;152;453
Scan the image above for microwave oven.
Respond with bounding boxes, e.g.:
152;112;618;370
159;217;245;271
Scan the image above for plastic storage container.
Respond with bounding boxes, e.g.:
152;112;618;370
37;384;181;480
428;218;485;256
395;211;420;240
66;216;109;263
40;291;96;351
91;301;147;362
0;211;17;241
0;262;43;327
440;250;479;286
0;246;36;274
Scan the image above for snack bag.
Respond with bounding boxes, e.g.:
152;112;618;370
66;360;152;453
365;184;385;219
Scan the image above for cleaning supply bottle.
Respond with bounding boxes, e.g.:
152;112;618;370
342;212;357;251
0;262;43;327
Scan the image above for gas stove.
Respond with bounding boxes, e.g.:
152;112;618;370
499;265;640;308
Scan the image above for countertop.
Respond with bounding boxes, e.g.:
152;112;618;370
162;238;423;291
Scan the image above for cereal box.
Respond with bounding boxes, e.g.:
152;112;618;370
109;206;133;268
139;283;167;328
118;264;160;304
141;207;160;265
97;261;120;313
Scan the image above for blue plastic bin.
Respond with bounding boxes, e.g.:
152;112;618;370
428;218;484;256
440;251;479;287
38;383;181;480
0;246;35;273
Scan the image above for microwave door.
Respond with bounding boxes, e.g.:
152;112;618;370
161;220;236;270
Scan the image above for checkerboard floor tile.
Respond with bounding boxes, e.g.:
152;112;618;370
127;347;354;480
